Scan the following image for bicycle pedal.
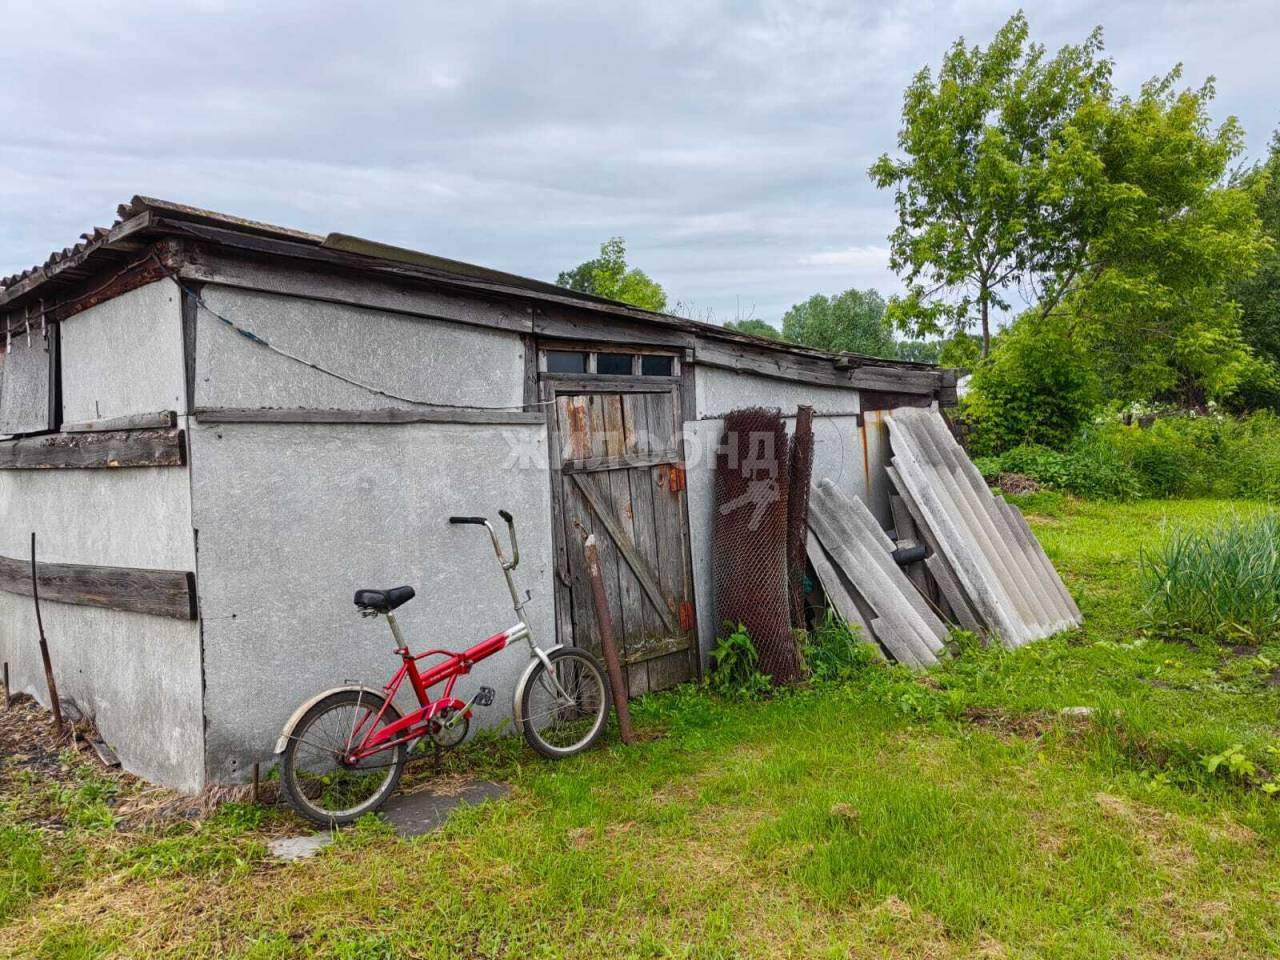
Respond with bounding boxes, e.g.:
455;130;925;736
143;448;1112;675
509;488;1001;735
474;686;495;707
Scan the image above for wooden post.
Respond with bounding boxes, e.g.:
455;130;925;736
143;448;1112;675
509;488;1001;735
582;534;635;744
30;532;64;734
2;661;10;709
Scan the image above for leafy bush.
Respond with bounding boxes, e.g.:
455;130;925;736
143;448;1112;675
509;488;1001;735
802;611;878;681
974;411;1280;501
976;440;1141;500
708;624;772;699
964;315;1102;455
1140;512;1280;645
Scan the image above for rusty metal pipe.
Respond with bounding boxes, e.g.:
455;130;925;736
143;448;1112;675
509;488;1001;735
30;532;63;734
582;533;635;745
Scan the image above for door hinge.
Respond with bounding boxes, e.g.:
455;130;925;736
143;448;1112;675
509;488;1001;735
666;464;686;493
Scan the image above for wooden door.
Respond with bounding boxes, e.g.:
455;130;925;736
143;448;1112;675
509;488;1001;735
547;384;696;696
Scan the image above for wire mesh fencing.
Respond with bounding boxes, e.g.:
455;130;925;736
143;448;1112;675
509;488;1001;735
712;407;802;683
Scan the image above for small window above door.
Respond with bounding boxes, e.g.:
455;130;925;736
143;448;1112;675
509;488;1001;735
640;355;674;376
539;347;679;378
545;350;588;374
595;352;635;375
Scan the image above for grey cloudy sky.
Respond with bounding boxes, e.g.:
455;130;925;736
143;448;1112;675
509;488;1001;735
2;1;1276;326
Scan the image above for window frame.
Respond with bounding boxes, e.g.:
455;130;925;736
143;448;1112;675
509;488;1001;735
537;343;680;380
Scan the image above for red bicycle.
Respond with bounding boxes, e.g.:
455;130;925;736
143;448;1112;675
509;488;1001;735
276;510;611;826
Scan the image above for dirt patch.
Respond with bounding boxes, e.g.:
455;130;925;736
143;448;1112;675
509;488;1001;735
994;472;1040;496
1;695;259;830
0;694;72;785
962;707;1067;740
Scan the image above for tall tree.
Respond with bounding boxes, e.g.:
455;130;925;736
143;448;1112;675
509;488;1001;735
556;237;667;312
781;288;897;357
722;318;782;340
1062;73;1269;406
870;13;1112;356
1232;130;1280;397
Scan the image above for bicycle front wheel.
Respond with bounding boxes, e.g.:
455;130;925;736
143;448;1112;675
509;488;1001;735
520;648;612;759
280;689;407;826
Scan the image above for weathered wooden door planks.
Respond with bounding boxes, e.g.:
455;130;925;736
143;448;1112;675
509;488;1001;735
546;381;696;696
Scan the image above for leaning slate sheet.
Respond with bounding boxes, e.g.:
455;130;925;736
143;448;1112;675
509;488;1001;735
807;478;947;668
884;406;1082;648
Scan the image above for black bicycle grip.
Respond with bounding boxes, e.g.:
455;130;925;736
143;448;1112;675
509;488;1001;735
498;509;513;523
448;516;487;525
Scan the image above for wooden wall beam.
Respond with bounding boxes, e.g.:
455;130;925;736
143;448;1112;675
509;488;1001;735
62;411;178;433
0;428;185;469
0;554;196;620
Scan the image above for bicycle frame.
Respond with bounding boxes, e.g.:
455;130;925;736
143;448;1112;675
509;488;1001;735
343;619;530;761
339;512;545;763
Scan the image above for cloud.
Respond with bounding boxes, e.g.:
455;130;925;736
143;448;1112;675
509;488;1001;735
1;1;1276;325
798;246;892;270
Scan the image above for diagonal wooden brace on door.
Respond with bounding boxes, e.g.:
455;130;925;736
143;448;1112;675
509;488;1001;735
569;472;679;636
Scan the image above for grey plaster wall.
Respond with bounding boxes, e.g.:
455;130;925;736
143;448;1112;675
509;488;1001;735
195;286;526;411
189;420;555;782
0;466;203;790
0;328;51;434
686;411;890;664
60;281;186;422
694;365;861;420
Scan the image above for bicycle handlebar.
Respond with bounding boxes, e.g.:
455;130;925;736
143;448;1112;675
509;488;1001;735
448;510;520;571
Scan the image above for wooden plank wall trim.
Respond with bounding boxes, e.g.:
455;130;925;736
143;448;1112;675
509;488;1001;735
0;428;186;470
0;555;197;620
193;406;545;426
63;411;178;433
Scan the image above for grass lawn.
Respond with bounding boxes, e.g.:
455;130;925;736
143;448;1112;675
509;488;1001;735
3;497;1279;959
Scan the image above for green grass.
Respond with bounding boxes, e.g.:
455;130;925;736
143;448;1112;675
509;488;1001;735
1139;511;1280;645
3;497;1280;958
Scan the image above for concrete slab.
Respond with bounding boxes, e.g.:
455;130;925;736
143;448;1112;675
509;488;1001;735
382;780;510;838
268;833;333;861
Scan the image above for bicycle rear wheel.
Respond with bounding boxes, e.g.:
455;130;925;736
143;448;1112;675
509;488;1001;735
520;648;611;759
280;689;407;826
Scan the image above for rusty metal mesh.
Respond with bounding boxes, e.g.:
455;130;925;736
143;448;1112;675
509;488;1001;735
712;408;802;683
786;405;815;629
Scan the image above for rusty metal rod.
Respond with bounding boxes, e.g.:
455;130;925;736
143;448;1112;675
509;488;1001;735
582;533;635;745
30;532;63;734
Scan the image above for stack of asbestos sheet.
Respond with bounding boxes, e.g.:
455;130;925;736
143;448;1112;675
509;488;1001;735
806;479;947;668
884;406;1082;648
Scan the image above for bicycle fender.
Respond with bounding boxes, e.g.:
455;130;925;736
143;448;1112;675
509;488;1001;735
512;645;563;728
273;685;385;754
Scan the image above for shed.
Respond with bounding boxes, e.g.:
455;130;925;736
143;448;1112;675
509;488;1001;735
0;198;957;790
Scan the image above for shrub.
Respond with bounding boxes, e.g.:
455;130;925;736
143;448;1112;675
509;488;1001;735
974;411;1280;501
964;315;1102;455
708;624;772;699
977;440;1142;500
1139;512;1280;645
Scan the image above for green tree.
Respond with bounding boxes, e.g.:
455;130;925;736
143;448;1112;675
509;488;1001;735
965;313;1101;455
556;237;668;312
780;288;897;357
722;318;782;340
1230;131;1280;407
870;12;1113;356
937;332;982;371
1061;73;1270;407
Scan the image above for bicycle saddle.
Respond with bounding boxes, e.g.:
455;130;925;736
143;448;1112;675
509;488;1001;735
353;586;416;612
